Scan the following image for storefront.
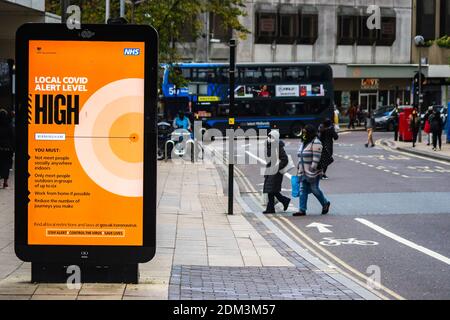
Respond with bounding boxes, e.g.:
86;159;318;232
332;64;420;114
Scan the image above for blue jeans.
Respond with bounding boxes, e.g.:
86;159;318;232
299;176;329;212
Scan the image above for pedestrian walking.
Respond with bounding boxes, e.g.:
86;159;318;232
0;109;14;189
392;105;400;141
262;130;291;214
347;105;357;129
429;110;443;151
365;112;375;148
318;118;339;180
423;106;433;146
294;124;331;217
409;108;421;148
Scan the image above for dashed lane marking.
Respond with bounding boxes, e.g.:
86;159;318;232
336;154;407;178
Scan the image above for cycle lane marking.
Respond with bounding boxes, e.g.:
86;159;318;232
355;218;450;266
271;216;404;300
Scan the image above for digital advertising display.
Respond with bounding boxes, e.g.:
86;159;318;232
15;24;157;264
28;40;145;246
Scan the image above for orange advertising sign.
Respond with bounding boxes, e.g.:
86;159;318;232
28;40;145;246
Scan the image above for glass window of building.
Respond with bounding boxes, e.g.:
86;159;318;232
441;0;450;37
298;6;319;44
357;7;378;45
278;4;297;44
416;0;436;41
255;4;278;44
337;6;358;45
378;8;397;46
209;13;232;43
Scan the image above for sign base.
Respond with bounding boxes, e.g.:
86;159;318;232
31;263;139;284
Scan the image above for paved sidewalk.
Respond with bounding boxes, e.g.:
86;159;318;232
0;160;378;300
0;162;292;300
382;133;450;162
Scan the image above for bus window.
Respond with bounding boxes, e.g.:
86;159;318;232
239;67;263;84
192;68;216;82
217;67;229;83
263;67;282;83
182;67;192;80
308;66;332;82
284;67;306;82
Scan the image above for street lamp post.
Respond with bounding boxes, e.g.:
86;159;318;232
414;35;425;143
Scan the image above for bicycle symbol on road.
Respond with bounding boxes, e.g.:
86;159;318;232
319;237;379;247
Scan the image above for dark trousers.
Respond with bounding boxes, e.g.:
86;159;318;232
394;125;398;141
267;192;289;210
432;130;442;149
412;129;419;146
348;118;355;129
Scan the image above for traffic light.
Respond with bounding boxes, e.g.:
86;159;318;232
413;72;426;107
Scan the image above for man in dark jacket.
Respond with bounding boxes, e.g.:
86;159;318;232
263;130;291;214
318;118;339;180
409;108;421;148
429;110;444;151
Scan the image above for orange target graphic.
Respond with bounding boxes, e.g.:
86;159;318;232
74;78;144;197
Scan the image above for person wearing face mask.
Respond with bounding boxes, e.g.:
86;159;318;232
262;130;291;214
295;124;331;217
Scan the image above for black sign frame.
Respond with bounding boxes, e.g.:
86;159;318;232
15;23;158;265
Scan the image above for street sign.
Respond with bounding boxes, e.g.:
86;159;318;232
229;117;235;125
15;23;158;282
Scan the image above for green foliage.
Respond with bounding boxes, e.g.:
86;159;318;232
436;36;450;49
45;0;249;63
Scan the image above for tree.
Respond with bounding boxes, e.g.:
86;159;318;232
45;0;249;62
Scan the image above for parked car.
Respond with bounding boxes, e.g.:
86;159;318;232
374;106;396;131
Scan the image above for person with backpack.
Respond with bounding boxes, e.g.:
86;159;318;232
262;130;291;214
294;124;331;217
429;110;444;151
318;118;339;180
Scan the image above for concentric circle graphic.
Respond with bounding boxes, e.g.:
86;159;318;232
74;78;144;197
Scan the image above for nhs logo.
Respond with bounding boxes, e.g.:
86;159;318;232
123;48;140;56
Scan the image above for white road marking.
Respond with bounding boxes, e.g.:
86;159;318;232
306;223;333;234
355;218;450;266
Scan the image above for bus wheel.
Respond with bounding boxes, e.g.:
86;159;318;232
290;123;304;138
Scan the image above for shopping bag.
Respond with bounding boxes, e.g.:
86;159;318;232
291;176;300;198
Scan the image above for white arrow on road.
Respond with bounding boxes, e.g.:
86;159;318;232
306;223;333;233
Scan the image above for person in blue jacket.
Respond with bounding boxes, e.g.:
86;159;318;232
173;110;191;131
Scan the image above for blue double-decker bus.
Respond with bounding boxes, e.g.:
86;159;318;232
160;62;334;137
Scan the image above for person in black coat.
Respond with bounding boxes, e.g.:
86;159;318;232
263;130;291;214
0;109;14;188
318;118;338;180
429;110;444;151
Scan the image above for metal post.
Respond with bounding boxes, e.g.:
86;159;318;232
228;39;236;215
60;0;70;23
120;0;126;18
105;0;110;23
418;47;423;143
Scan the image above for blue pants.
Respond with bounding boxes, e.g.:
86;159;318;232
299;176;329;212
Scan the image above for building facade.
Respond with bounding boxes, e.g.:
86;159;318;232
183;1;450;113
235;0;416;113
412;0;450;108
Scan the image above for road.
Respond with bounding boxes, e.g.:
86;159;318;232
207;131;450;300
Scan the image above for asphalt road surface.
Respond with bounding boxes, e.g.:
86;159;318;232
208;131;450;300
